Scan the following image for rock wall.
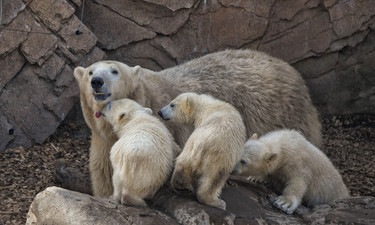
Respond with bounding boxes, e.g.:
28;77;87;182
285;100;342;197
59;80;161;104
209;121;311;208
0;0;105;150
1;0;374;150
82;0;375;114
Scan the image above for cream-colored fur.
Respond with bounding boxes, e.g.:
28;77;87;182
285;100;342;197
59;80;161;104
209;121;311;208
74;49;321;197
101;99;176;206
232;129;349;214
159;93;246;210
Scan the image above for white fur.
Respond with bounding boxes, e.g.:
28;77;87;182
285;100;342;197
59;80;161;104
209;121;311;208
102;99;176;206
233;129;349;214
163;93;246;210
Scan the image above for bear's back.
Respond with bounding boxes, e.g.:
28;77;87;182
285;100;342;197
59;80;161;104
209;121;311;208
159;49;321;147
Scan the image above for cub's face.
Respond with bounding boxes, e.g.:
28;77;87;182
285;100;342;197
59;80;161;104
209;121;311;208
158;93;196;124
74;61;140;108
232;139;277;181
100;99;152;129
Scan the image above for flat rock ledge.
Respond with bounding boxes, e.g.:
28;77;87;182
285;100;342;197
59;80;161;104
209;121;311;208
26;178;375;225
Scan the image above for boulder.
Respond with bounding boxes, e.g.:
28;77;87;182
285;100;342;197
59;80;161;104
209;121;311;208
26;186;177;225
27;177;375;225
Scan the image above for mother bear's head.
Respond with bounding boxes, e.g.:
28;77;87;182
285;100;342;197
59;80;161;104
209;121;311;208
74;61;142;109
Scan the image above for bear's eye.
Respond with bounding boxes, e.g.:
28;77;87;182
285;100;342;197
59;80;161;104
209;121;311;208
112;69;118;74
119;113;125;120
240;159;248;165
170;103;175;108
89;71;93;76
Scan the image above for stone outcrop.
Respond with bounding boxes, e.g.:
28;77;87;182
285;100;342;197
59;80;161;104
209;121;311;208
26;186;177;225
0;0;105;151
83;0;375;115
26;179;375;225
1;0;374;150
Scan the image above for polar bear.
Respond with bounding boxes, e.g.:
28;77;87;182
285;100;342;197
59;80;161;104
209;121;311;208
74;49;322;197
100;99;177;206
158;92;246;210
232;129;349;214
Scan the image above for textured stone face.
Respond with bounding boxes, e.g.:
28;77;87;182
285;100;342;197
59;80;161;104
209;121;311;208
0;0;25;25
20;15;58;65
0;0;104;151
86;0;375;114
28;0;75;32
83;0;156;50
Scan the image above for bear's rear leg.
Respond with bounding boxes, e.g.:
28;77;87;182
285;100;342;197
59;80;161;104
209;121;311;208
121;194;147;207
171;166;193;193
196;173;228;210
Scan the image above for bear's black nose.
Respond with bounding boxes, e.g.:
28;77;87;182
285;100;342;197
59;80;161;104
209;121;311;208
91;77;104;89
157;110;163;118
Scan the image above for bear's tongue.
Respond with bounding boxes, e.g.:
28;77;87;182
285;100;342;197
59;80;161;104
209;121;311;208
95;111;102;118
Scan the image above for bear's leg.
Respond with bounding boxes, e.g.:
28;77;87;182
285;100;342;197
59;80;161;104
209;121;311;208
121;190;147;207
171;164;193;192
273;177;307;214
196;171;228;210
89;133;114;197
111;171;122;203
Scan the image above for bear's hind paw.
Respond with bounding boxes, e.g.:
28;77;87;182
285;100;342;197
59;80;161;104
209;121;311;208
273;195;299;214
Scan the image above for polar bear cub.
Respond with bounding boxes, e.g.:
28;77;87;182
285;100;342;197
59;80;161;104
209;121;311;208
232;129;349;214
101;99;176;206
158;92;246;210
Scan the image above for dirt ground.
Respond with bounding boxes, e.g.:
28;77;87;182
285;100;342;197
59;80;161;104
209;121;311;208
0;114;374;224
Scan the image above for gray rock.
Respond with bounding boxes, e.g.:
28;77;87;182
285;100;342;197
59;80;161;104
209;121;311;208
0;49;26;90
76;46;106;67
143;0;195;11
28;177;375;225
58;16;97;55
0;65;58;145
35;53;65;81
0;112;14;150
0;10;30;56
29;0;75;32
20;18;58;65
44;77;79;122
84;0;156;50
94;0;192;35
0;0;25;25
26;186;178;225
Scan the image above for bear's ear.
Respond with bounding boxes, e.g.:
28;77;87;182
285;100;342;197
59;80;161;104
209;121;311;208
249;133;258;140
133;65;142;78
118;112;126;122
183;96;193;115
264;152;277;164
74;67;85;83
143;107;153;115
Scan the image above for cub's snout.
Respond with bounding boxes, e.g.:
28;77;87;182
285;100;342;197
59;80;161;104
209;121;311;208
158;109;169;120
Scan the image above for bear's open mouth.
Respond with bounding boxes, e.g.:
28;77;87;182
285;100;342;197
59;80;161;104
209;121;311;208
93;91;111;101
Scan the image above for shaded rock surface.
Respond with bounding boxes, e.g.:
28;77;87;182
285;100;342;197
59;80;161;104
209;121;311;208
26;178;375;225
83;0;375;115
1;0;375;151
0;0;104;151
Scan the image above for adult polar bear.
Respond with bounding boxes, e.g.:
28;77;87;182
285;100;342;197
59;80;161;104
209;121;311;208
74;49;322;197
